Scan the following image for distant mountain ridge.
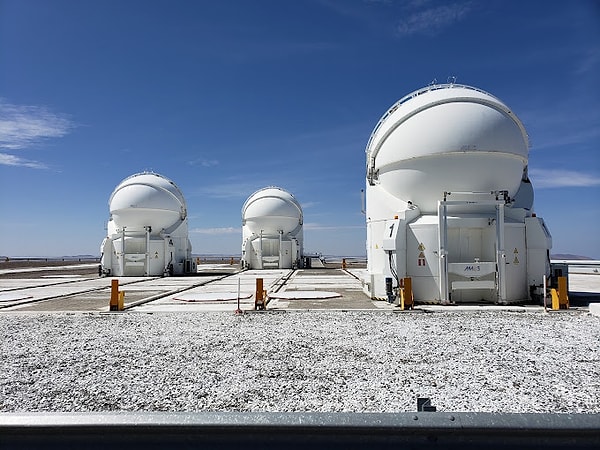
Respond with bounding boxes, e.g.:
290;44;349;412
551;254;594;260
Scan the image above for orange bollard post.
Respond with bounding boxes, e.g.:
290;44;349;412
255;278;266;310
110;279;120;311
400;277;414;310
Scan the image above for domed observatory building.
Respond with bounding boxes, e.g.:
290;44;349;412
241;187;304;269
100;172;195;276
364;83;552;304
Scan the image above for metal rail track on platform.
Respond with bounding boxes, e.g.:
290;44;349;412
0;268;299;312
0;277;162;310
122;272;244;310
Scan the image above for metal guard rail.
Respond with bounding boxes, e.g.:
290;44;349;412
1;411;599;449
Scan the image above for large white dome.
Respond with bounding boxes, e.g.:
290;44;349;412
242;187;302;236
366;84;529;213
109;172;187;231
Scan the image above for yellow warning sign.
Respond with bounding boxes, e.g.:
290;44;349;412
514;248;519;254
154;251;159;259
418;243;426;251
418;251;425;258
513;256;519;264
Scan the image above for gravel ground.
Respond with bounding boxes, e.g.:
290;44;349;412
1;310;599;413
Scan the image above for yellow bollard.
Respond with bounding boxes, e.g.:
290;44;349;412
110;279;124;311
400;277;414;310
230;257;234;265
558;276;569;309
551;288;560;310
118;291;125;310
341;258;347;269
551;276;569;310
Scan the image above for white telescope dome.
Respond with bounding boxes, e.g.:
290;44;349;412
366;84;529;212
242;187;302;236
109;172;187;231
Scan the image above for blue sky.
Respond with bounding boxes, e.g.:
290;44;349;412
0;0;599;258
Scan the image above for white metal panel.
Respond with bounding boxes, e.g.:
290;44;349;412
452;280;496;290
382;218;400;250
504;223;528;301
148;239;165;276
448;262;496;277
525;216;552;287
280;240;292;268
407;221;440;301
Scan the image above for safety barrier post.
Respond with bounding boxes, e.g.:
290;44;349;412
551;288;560;310
342;258;347;269
400;277;414;310
550;276;569;310
255;278;266;310
109;279;124;311
558;276;569;309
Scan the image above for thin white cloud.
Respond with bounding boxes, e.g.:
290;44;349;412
188;158;219;167
396;2;472;36
0;99;72;169
0;152;48;169
530;169;600;189
190;227;241;235
530;126;600;151
0;99;72;150
520;102;600;151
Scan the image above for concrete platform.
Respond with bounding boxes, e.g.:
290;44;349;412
1;260;599;313
267;269;378;310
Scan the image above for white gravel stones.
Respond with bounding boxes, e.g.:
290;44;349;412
1;310;598;413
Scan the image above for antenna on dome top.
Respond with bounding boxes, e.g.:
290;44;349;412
447;76;457;85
